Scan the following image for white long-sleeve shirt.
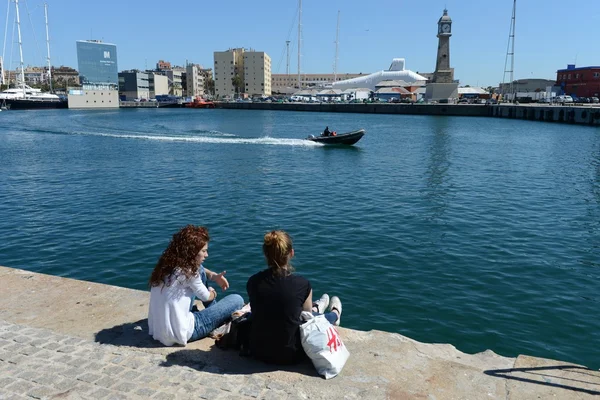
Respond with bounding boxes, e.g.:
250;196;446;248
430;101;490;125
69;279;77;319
148;268;211;346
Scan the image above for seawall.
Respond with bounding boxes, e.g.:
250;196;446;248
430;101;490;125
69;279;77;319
216;102;600;126
0;265;598;399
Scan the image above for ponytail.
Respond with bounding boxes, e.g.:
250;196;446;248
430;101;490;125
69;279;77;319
263;230;294;276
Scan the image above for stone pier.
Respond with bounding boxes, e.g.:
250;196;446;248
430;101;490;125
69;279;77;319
0;266;598;399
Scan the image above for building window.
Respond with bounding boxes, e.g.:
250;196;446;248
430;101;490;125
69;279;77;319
568;74;571;79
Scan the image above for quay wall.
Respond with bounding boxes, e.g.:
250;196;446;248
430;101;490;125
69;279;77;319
1;265;599;399
216;102;600;126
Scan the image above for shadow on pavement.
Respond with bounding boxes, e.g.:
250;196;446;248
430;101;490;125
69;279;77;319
94;319;163;348
161;348;319;377
95;319;319;377
484;365;600;396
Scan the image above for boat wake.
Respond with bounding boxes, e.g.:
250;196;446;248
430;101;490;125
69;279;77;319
63;129;323;146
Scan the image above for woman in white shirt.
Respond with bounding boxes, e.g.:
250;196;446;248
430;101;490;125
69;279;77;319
148;225;244;346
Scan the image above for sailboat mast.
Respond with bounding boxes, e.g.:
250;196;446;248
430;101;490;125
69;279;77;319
297;0;301;90
15;0;25;95
333;10;340;82
44;2;52;91
286;40;290;77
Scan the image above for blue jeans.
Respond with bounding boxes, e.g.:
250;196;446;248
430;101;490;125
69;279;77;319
313;311;338;325
189;266;245;341
189;293;244;341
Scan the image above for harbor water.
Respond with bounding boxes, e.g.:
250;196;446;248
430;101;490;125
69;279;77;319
0;108;599;368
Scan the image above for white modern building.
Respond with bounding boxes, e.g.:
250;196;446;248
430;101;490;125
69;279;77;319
332;59;427;91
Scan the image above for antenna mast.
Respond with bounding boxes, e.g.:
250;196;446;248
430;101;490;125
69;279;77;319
44;2;52;91
297;0;301;90
502;0;516;102
333;10;340;82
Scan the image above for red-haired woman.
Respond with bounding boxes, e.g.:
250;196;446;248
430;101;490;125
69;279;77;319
148;225;244;346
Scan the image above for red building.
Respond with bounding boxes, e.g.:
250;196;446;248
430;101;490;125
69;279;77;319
556;65;600;98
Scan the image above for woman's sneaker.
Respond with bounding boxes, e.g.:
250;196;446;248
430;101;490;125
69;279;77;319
329;296;342;326
313;293;329;314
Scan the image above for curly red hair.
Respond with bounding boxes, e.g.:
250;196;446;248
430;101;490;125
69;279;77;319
149;225;210;287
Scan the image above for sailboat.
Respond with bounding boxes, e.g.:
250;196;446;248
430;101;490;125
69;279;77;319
0;0;67;109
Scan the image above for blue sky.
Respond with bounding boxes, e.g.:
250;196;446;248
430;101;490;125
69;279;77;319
1;0;599;87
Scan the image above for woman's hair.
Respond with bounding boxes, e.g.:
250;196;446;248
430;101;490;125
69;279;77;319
263;230;294;276
149;225;210;287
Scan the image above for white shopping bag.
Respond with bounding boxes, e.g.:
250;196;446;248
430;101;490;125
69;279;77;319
299;313;350;379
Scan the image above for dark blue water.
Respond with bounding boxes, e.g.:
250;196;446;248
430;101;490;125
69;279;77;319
1;108;599;368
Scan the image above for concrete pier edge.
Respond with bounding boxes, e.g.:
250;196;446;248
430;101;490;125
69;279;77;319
0;265;598;399
215;102;600;126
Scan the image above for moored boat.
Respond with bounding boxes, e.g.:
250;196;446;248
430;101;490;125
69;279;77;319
306;129;365;145
185;97;215;109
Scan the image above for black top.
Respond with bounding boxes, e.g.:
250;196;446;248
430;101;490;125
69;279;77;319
247;269;311;364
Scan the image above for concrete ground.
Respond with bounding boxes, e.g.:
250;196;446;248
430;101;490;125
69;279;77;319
0;266;598;399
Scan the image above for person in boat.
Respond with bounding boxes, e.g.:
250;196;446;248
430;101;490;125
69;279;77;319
148;225;244;346
246;230;343;365
322;126;331;136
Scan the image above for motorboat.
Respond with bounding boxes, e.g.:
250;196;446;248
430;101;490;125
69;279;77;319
185;96;215;109
306;129;365;145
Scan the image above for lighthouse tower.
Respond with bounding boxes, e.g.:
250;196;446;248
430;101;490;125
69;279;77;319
425;9;459;102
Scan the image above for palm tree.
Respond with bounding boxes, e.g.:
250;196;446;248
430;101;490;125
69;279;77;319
205;76;215;95
231;74;243;97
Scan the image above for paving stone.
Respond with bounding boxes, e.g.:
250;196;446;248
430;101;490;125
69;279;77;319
239;385;263;398
103;365;125;376
26;385;58;399
135;373;159;384
198;387;225;399
77;372;103;384
42;342;61;351
94;376;118;389
12;336;32;344
152;392;174;400
112;382;137;393
57;345;78;354
88;387;113;399
6;379;36;394
18;346;41;356
0;376;15;388
134;387;156;397
51;377;79;392
119;370;141;381
60;367;83;378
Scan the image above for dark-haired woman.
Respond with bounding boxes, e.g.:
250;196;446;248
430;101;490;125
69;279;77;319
247;230;342;364
148;225;244;346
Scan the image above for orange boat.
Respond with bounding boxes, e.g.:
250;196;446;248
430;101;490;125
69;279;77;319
186;96;215;108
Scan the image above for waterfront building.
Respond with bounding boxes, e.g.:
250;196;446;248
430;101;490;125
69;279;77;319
332;59;426;91
555;65;600;98
23;67;48;85
156;60;171;71
243;51;271;97
51;66;80;88
185;63;212;97
273;73;367;94
118;71;150;101
149;73;169;98
214;48;245;98
213;48;272;98
425;9;459;102
69;40;119;109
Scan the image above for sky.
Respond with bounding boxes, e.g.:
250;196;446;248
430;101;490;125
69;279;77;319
1;0;599;87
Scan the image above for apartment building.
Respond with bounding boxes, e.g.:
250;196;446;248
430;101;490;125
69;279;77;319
214;48;245;98
149;73;169;98
244;51;271;96
186;63;212;97
271;73;367;94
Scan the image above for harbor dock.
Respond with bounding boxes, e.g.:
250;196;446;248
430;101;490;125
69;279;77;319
0;265;598;399
216;102;600;126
